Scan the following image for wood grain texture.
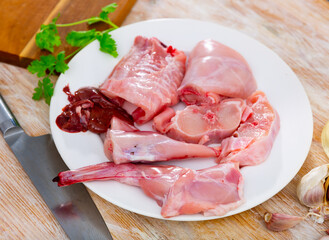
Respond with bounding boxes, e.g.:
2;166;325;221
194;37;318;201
0;0;136;67
1;0;329;239
0;0;59;65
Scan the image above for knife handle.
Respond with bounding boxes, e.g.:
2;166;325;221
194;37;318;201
0;94;20;136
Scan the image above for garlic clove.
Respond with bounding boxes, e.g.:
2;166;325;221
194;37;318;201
264;212;305;231
322;121;329;159
298;181;325;207
297;164;329;207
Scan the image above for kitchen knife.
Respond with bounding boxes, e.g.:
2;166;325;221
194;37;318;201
0;94;113;240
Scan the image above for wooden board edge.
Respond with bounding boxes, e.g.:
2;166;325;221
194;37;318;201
18;0;137;68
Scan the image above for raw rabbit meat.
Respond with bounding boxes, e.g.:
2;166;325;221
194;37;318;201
178;39;257;105
103;117;217;163
153;98;248;145
218;91;280;167
103;117;138;160
108;130;218;164
53;162;244;218
100;36;186;124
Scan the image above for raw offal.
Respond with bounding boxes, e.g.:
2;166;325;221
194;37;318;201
53;161;244;218
100;36;186;124
56;86;133;133
153;98;248;145
218;91;280;167
178;39;257;105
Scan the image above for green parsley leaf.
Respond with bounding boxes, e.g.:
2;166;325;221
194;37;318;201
35;15;61;52
66;29;98;47
31;4;119;105
96;33;118;57
88;3;118;24
32;80;43;100
28;52;68;77
99;11;109;21
27;55;56;77
102;3;118;14
32;77;54;105
55;51;69;73
42;77;54;105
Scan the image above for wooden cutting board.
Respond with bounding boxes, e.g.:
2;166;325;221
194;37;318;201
0;0;136;67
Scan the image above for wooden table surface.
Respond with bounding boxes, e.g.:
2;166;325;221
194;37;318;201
1;0;329;239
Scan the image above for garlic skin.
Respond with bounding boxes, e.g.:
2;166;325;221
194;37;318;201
298;181;325;208
322;121;329;159
297;164;329;207
264;212;304;231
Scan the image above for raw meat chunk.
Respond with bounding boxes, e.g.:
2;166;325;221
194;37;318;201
178;39;257;105
109;130;218;164
218;91;280;167
54;162;244;218
153;98;247;145
100;36;186;124
103;117;138;160
104;117;217;164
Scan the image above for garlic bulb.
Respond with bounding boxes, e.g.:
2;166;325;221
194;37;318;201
297;164;329;208
322;121;329;159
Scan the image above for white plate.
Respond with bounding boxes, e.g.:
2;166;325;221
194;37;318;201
50;19;313;221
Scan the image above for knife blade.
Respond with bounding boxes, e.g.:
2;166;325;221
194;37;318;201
0;94;113;240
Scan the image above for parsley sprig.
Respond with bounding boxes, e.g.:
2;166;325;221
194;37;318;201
28;3;119;105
